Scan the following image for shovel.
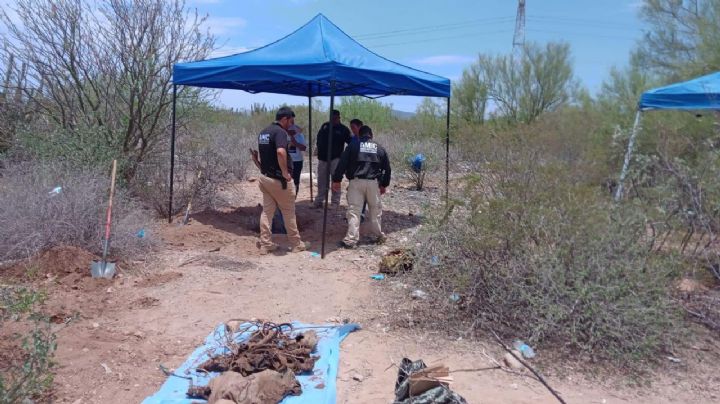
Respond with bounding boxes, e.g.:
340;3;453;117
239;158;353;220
181;170;202;225
91;159;117;279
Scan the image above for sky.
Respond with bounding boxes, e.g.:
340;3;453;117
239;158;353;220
188;0;645;112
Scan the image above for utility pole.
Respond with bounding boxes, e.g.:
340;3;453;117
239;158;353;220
512;0;526;62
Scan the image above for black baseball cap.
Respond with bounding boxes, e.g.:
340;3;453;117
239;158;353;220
276;106;295;120
359;125;373;137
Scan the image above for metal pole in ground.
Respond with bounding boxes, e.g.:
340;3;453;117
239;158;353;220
445;96;451;203
321;80;336;259
168;84;177;223
308;90;314;203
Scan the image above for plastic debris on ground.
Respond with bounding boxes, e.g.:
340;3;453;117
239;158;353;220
393;358;467;404
370;274;385;280
48;186;62;196
309;252;321;258
512;340;536;359
411;289;428;300
142;321;359;404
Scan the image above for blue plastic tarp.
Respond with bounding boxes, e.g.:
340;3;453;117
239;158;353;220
639;71;720;111
173;14;450;98
142;322;360;404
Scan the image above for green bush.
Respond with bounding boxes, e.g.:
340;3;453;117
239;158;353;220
406;127;682;367
0;287;56;403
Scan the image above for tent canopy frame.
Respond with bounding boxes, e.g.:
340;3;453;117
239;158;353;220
168;14;452;258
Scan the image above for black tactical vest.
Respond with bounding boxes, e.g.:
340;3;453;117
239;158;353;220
358;139;381;164
258;123;286;179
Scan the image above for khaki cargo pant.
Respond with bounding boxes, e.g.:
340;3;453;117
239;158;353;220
314;158;341;206
343;178;384;246
258;175;302;248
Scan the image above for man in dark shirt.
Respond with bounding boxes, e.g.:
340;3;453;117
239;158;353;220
250;106;308;255
313;109;351;208
331;125;391;248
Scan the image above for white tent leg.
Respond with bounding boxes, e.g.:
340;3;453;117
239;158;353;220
614;111;642;201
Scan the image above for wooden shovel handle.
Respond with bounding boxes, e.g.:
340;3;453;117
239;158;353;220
104;160;117;242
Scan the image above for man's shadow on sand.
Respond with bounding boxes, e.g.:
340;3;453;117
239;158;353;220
192;200;422;255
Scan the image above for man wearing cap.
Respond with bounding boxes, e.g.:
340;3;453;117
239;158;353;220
313;109;352;208
349;118;363;144
331;125;391;249
250;106;308;254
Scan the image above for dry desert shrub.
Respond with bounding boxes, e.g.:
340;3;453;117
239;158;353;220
0;159;154;262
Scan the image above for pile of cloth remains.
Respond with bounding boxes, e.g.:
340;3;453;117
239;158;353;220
394;358;467;404
187;321;319;404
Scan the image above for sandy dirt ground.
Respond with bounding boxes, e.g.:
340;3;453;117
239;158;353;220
3;176;720;404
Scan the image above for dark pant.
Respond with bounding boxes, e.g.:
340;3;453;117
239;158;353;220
292;160;303;196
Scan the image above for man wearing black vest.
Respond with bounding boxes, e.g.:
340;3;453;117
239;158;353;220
251;106;307;254
313;109;351;208
331;125;391;248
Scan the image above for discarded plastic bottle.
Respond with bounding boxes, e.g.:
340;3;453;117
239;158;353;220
513;340;536;359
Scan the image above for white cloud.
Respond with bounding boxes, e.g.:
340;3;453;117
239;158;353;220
204;16;247;36
412;55;475;66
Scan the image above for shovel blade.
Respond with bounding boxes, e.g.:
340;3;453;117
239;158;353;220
90;261;116;279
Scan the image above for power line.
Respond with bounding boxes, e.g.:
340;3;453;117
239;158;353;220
526;28;638;41
529;15;640;30
353;16;515;40
363;25;636;50
347;12;640;50
367;29;514;49
352;14;640;43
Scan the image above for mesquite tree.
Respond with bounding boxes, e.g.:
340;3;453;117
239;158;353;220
0;0;214;179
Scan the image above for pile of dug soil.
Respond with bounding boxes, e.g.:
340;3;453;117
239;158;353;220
2;245;99;283
1;245;117;321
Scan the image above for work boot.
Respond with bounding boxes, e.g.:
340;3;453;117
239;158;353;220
372;235;387;245
338;240;357;250
259;244;279;255
290;242;310;253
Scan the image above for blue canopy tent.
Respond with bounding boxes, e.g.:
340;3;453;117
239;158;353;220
170;14;451;257
615;71;720;200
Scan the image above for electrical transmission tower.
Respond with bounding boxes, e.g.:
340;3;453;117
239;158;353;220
512;0;526;61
